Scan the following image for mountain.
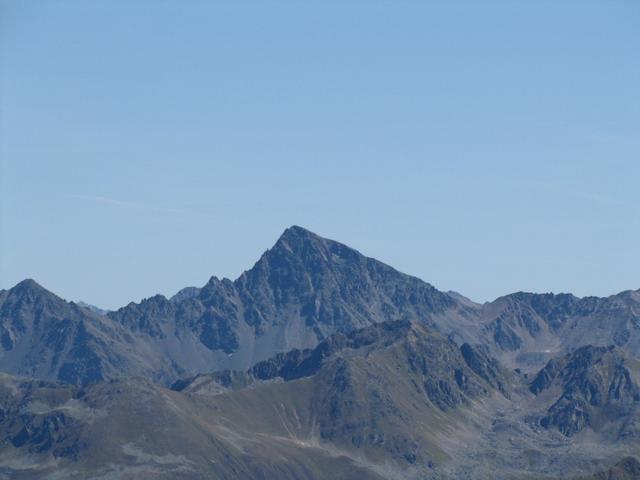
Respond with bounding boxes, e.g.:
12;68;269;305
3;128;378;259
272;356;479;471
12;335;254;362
2;226;640;390
0;279;183;385
170;321;640;479
528;344;640;438
0;321;515;479
105;226;480;376
174;319;513;402
0;227;480;386
1;319;637;480
478;290;640;371
1;372;379;480
2;226;640;478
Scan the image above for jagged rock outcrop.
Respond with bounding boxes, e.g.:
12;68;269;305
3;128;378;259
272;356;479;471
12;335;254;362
529;345;640;437
480;290;640;371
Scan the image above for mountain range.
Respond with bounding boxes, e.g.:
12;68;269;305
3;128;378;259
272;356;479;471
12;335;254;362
0;226;638;479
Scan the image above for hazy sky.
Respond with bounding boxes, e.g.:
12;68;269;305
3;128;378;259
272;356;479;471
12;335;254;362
1;1;638;309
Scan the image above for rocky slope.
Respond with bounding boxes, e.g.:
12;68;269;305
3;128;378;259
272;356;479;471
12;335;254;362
106;225;481;372
527;345;640;438
0;280;177;385
0;321;514;479
1;320;637;479
479;290;640;371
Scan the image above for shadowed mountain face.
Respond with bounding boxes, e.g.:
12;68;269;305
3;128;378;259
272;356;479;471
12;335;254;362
528;345;640;438
233;226;459;333
0;280;180;386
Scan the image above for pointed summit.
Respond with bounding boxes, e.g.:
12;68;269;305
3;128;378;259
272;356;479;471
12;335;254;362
278;224;319;241
269;225;333;257
12;278;45;292
7;278;57;302
264;225;365;268
239;226;368;292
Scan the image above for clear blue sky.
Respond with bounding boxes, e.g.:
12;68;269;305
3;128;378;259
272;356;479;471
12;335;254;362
1;1;638;309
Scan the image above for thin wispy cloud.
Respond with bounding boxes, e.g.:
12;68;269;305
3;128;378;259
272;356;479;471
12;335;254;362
61;194;219;219
63;194;151;210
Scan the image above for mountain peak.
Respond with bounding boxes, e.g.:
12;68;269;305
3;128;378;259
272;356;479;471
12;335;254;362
238;226;363;282
241;226;369;285
280;224;317;238
267;225;367;265
9;279;52;298
13;278;42;290
271;225;326;252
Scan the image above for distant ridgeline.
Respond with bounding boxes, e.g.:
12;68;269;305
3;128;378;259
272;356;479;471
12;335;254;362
1;226;639;479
